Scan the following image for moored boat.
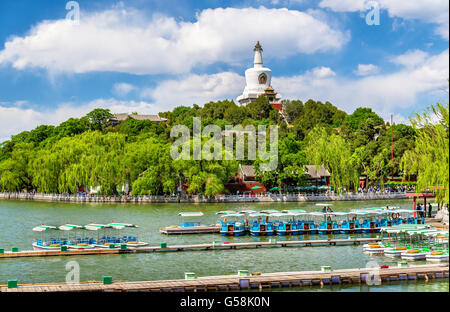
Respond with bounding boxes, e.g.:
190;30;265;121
218;213;247;236
248;213;274;236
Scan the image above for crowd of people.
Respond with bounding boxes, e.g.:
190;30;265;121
357;184;416;194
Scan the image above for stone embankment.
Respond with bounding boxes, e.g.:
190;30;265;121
0;192;408;204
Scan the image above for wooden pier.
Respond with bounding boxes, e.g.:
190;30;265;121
0;237;380;259
160;225;221;235
1;264;447;292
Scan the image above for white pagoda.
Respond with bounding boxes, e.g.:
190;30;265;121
236;41;282;106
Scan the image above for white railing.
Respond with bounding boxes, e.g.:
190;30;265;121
0;191;408;203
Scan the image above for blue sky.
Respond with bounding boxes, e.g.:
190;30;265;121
0;0;448;141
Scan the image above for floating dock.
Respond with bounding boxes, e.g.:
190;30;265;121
1;264;447;292
160;225;221;235
0;237;380;259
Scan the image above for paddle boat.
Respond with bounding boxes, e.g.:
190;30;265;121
178;212;205;228
248;213;274;236
312;212;340;234
299;213;318;234
83;223;119;248
216;210;236;215
59;224;95;250
238;209;257;215
218;213;247;236
401;249;427;260
384;246;408;257
32;225;62;250
426;251;449;262
364;244;387;255
260;209;279;214
272;213;299;235
332;212;352;234
281;211;308;234
107;222;148;247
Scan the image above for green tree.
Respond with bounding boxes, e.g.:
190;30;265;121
401;102;449;204
81;108;113;132
305;126;359;193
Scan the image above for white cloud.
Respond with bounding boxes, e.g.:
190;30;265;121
319;0;449;39
112;83;136;97
0;6;349;75
142;72;245;109
2;48;447;142
319;0;366;12
354;64;380;76
390;49;429;69
273;49;449;120
0;99;158;143
310;66;336;79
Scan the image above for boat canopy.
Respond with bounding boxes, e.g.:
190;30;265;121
315;203;332;207
392;209;414;213
108;223;138;230
84;223;109;231
238;209;257;214
309;212;326;216
281;209;306;214
350;211;370;215
333;212;350;216
32;225;57;232
59;224;83;231
221;213;245;218
248;213;268;218
178;212;204;217
269;212;286;217
216;210;236;215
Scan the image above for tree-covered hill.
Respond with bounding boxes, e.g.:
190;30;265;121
0;96;435;197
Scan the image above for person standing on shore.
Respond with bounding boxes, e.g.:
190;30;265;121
417;204;423;218
428;203;432;218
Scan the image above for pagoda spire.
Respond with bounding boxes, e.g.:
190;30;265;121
253;41;263;68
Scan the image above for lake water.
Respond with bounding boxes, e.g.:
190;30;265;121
0;199;448;292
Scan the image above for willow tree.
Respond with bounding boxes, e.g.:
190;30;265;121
305;126;359;194
401;102;449;204
30;131;127;195
0;142;34;191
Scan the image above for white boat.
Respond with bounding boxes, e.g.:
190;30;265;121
107;222;148;247
32;225;64;250
59;224;96;250
384;247;408;257
425;252;449;262
401;249;427;260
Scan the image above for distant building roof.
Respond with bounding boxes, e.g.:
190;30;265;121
305;165;331;178
110;113;167;123
239;164;256;178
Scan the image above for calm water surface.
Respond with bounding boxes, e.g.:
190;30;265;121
0;199;448;292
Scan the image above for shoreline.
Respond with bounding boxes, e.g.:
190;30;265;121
0;192;409;204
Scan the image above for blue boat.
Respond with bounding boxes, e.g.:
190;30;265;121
248;213;274;236
218;213;247;236
272;213;299;236
178;212;205;228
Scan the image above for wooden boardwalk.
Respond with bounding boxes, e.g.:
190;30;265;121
0;237;380;259
1;264;447;292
